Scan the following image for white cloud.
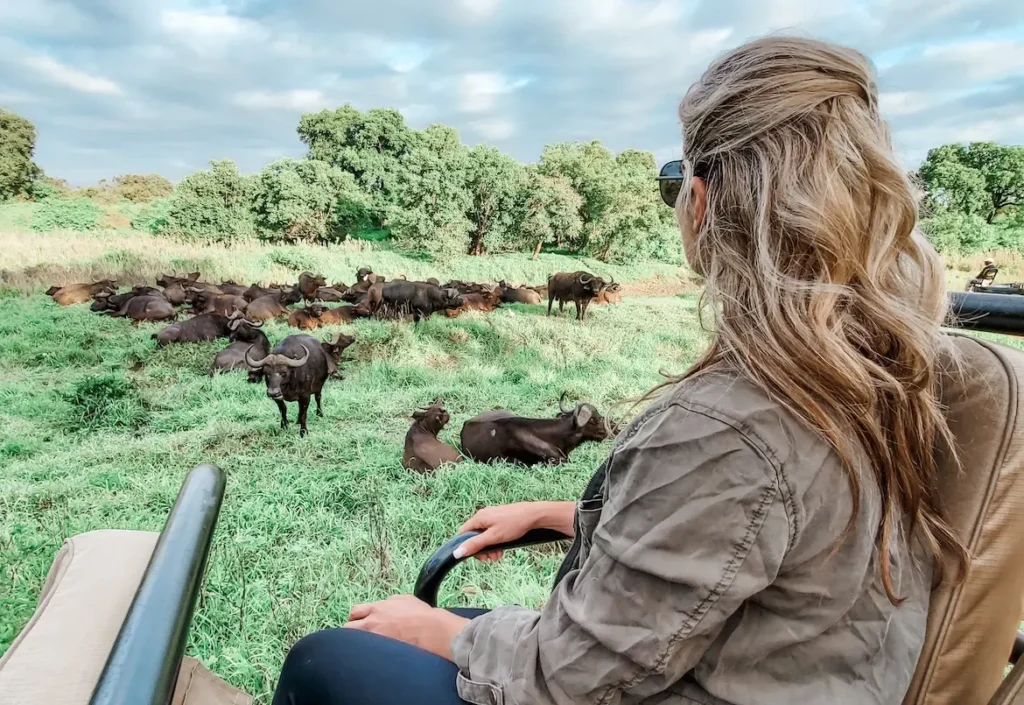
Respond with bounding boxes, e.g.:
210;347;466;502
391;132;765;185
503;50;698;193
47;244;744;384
471;118;516;140
233;90;330;112
458;72;529;113
459;0;502;21
23;56;122;95
160;8;269;53
879;91;936;117
924;39;1024;81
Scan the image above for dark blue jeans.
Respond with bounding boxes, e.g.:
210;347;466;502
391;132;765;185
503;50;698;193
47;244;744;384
272;609;488;705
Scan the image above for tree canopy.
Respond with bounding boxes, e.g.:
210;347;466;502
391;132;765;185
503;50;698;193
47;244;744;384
0;109;39;201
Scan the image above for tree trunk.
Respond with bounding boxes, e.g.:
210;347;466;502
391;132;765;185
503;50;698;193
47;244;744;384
532;240;543;260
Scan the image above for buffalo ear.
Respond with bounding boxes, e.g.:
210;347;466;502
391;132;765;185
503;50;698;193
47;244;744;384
412;409;428;420
574;405;593;428
187;272;200;282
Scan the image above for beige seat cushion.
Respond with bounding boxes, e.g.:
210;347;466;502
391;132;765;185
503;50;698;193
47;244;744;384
0;529;250;705
903;335;1024;705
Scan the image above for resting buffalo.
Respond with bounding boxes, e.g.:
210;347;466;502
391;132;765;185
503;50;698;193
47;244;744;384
189;289;246;317
378;281;462;323
460;394;613;465
211;314;270;377
318;305;361;325
444;289;502;318
402;404;463;473
153;313;231;347
156;271;199;288
593;282;623;305
547;271;610;321
51;280;117;306
108;295;176;322
288;303;324;330
242;283;276;302
92;286;167;313
499;284;543;305
320;331;356;376
246;287;301;322
298;271;327;302
217;281;250;297
245;334;330;437
315;286;347;303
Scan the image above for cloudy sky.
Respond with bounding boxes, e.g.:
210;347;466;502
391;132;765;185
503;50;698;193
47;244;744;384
1;0;1022;185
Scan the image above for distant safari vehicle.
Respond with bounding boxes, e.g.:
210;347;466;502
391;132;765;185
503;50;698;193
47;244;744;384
4;291;1024;705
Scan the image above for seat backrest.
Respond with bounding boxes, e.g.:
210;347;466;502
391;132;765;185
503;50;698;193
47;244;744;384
903;334;1024;705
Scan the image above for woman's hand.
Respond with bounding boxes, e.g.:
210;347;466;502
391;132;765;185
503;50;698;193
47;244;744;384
455;501;576;562
344;595;469;661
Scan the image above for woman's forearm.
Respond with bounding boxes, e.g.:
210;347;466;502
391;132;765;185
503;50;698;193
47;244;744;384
532;501;577;537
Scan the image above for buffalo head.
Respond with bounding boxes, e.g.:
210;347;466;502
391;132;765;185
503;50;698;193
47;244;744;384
412;404;450;434
245;344;310;400
558;392;613;441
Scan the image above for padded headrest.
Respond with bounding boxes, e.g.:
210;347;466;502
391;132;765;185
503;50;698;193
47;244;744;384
904;334;1024;705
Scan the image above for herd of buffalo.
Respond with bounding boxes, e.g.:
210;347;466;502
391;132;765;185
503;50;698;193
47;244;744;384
43;267;622;463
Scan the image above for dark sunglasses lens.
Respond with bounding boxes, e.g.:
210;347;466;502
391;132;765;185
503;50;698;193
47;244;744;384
659;160;684;179
660;179;682;207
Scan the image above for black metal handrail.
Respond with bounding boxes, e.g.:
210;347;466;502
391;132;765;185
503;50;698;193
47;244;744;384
413;528;571;607
948;292;1024;336
89;464;226;705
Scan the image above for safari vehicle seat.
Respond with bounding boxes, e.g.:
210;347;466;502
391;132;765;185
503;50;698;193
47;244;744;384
3;291;1024;705
414;326;1024;705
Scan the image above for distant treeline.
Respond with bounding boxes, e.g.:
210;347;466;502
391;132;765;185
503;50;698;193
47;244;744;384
1;106;1022;261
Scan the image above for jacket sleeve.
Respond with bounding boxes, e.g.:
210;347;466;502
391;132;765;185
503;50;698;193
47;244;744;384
450;401;793;705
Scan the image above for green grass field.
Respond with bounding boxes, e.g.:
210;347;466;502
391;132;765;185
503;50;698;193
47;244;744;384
2;225;1022;702
0;228;706;701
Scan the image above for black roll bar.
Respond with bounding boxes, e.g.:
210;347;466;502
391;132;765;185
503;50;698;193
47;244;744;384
89;464;226;705
948;292;1024;336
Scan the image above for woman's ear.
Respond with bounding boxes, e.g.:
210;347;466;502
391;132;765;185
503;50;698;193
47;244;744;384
691;176;707;232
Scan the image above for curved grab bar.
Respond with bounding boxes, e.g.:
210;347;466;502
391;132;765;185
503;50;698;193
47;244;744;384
413;528;571;607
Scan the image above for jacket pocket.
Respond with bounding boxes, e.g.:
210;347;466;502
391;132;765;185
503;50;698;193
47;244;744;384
456;672;504;705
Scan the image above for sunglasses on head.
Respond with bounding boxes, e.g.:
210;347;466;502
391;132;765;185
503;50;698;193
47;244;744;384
655;159;708;207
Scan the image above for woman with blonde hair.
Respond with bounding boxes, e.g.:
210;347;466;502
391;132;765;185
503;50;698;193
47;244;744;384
273;35;967;705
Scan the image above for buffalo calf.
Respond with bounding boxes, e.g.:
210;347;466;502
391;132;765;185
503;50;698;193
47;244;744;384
403;405;463;473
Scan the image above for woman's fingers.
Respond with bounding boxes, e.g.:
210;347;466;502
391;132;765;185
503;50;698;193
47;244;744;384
453;528;501;559
347;602;373;621
458;511;490;535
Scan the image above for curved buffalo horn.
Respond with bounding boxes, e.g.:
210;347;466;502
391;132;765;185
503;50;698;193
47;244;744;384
575;404;594;428
244;345;270;369
558;391;572;414
578;273;593;285
228;317;242;331
282;344;311;368
606;275;615;286
250;318;264;328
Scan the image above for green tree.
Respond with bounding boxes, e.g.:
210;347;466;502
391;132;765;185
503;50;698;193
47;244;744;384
388;124;471;258
537;140;619;250
297;106;417;224
919;142;1024;223
514;169;584;257
0;108;38;201
464;145;524;255
113;174;173;203
252;158;370;243
160;159;257;243
920;212;1001;255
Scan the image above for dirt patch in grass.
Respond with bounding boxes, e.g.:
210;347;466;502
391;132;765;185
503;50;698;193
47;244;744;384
622;273;702;297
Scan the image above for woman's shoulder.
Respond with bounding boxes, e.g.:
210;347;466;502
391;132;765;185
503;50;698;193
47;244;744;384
621;369;845;493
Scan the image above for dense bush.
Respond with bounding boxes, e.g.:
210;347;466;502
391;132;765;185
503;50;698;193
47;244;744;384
159;160;257;243
112;174;173;203
252;158;371;243
131;197;172;234
30;197;102;232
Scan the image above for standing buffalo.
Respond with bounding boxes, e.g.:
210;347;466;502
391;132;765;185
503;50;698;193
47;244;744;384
211;314;270;377
378;281;463;323
460;394;613;465
402;404;463;473
108;295;176;322
298;272;327;302
245;335;330;437
547;271;610;321
153;313;231;347
246;287;301;322
51;280;117;306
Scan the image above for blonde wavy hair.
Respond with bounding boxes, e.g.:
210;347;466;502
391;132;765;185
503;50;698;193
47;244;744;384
674;36;967;602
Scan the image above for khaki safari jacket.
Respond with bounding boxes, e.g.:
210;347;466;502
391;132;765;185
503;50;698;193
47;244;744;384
451;370;931;705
